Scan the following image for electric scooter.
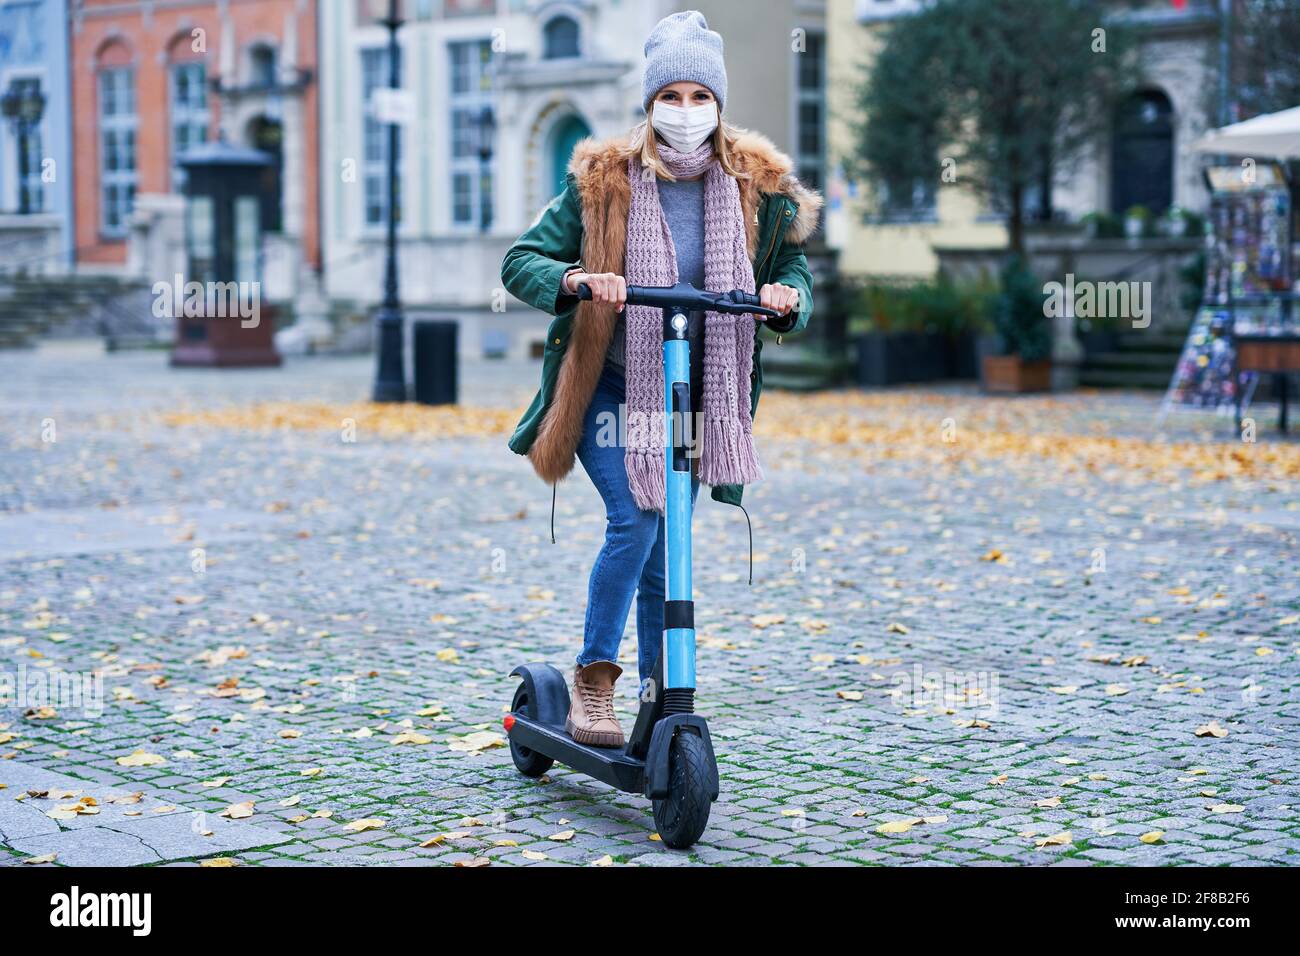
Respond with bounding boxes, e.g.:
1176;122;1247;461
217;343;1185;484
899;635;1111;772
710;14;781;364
503;281;784;848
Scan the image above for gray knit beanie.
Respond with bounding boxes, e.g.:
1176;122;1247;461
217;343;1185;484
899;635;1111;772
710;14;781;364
642;10;727;113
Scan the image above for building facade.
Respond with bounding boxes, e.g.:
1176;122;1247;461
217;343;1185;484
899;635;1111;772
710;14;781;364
826;0;1224;277
692;0;827;193
320;0;825;358
0;0;73;268
67;0;319;302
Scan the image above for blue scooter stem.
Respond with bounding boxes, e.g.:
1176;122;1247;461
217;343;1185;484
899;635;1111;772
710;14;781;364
574;282;793;694
662;314;695;690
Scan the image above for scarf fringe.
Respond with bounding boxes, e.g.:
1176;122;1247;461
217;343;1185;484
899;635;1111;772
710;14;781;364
699;416;764;488
626;447;667;514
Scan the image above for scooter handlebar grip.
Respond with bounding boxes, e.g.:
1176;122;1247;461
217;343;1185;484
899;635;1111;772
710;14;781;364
574;282;593;300
730;290;791;320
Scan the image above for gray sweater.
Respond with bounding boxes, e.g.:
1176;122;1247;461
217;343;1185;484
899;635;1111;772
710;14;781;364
605;175;706;386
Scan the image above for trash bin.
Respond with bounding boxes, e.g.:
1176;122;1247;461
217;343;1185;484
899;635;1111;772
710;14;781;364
481;329;509;359
413;319;458;406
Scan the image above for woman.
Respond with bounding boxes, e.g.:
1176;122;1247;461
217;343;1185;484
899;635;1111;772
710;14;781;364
501;11;820;747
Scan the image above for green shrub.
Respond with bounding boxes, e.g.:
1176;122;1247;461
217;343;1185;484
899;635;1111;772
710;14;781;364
1080;211;1123;239
993;257;1051;361
852;274;996;337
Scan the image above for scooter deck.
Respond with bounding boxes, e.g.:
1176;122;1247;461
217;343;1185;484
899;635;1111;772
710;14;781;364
508;713;645;794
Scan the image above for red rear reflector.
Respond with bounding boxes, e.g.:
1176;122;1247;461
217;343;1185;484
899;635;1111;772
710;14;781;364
503;714;515;732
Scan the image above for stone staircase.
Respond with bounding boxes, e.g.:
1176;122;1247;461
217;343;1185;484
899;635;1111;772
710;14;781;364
1079;324;1189;390
0;273;160;349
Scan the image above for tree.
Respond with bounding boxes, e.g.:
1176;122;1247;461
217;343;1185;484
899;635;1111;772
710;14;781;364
852;0;1139;256
1230;0;1300;120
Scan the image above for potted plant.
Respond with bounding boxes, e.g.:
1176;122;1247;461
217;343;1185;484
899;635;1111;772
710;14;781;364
1124;205;1151;239
931;273;996;379
1163;204;1189;237
1080;210;1125;240
853;282;938;386
981;257;1052;393
1077;310;1122;357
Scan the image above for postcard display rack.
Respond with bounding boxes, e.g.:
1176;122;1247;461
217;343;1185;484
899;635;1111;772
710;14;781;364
1161;162;1294;419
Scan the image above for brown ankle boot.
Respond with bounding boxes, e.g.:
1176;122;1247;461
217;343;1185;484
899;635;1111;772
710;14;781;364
565;662;624;747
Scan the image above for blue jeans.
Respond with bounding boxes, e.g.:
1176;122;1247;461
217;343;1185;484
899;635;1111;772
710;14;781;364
575;365;699;686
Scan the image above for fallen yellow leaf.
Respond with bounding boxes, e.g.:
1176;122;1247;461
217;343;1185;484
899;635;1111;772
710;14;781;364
391;731;433;746
342;817;386;832
220;801;255;820
116;749;166;768
876;818;922;835
1035;831;1072;848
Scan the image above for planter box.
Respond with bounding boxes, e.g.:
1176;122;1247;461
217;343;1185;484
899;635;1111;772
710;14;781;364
855;332;947;386
982;354;1052;393
944;332;982;380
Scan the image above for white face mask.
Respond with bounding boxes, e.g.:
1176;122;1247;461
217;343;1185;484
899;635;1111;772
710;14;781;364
651;100;719;153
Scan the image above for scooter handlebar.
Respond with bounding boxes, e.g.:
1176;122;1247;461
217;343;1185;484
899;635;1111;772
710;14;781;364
575;281;788;320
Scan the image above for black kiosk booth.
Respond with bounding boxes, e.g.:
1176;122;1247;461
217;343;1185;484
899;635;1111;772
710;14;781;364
170;141;282;367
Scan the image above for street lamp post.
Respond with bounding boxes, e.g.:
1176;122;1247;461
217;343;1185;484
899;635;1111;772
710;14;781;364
371;0;406;402
476;104;495;233
1;80;48;215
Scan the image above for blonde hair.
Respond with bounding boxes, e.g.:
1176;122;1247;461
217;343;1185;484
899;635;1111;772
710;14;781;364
630;116;749;182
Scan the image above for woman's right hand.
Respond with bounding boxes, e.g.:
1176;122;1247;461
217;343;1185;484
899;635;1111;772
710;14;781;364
565;271;627;312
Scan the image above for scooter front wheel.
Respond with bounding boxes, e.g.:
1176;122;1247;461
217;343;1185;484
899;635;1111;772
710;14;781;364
651;730;711;848
508;683;554;778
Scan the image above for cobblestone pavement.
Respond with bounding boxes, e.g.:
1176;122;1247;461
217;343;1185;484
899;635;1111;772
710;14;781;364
1;342;1297;867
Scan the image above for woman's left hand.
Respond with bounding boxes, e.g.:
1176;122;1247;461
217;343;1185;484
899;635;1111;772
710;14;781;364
758;283;799;319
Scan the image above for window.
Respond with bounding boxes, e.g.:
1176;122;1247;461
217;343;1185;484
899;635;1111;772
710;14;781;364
250;44;277;88
170;61;209;189
234;195;260;284
362;46;403;226
448;39;493;229
543;15;580;59
187;195;215;282
98;68;137;237
877;177;936;222
795;31;825;193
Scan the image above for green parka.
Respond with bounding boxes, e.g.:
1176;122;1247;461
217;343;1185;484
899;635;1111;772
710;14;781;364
501;129;822;508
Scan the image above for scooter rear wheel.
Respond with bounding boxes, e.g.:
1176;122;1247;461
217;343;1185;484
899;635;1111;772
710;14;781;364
508;683;554;778
651;730;711;848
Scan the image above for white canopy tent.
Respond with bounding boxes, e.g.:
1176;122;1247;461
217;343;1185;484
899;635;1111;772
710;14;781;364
1192;105;1300;160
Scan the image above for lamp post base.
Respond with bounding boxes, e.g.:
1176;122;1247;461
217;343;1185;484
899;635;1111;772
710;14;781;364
372;306;407;403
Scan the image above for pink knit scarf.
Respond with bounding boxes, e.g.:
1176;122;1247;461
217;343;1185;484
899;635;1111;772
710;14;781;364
622;140;763;513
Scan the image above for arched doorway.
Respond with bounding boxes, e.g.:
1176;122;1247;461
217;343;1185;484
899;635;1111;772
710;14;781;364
246;115;283;232
548;114;591;201
1110;90;1174;216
